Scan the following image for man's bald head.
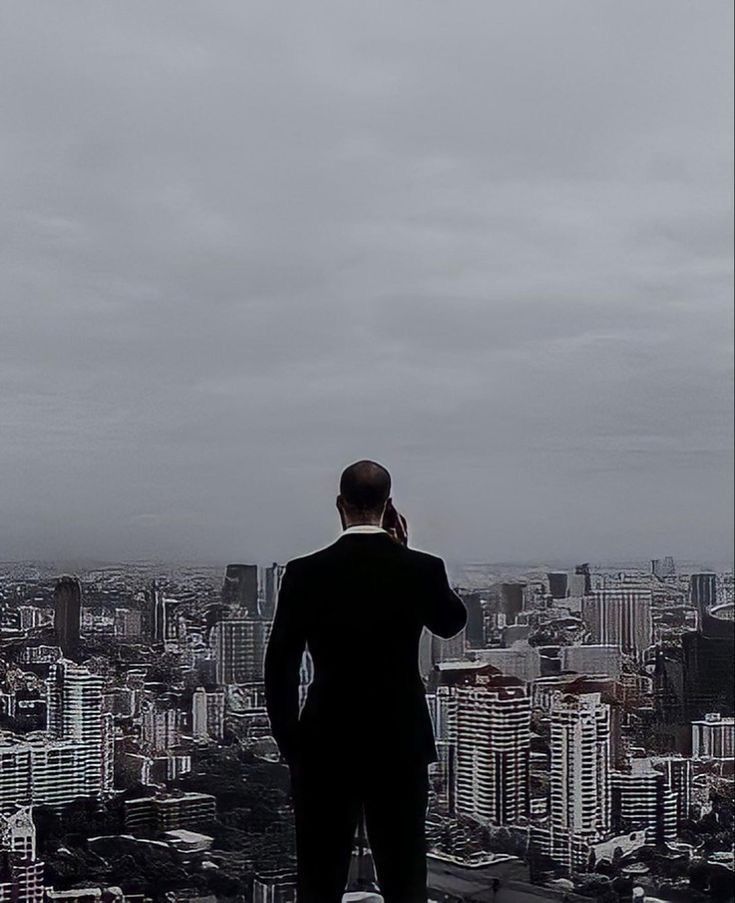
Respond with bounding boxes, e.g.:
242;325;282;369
338;460;392;522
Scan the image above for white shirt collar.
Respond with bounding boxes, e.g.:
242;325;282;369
341;525;388;535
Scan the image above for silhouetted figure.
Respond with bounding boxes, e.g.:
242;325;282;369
265;460;467;903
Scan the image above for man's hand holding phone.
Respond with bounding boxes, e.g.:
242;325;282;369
382;500;408;546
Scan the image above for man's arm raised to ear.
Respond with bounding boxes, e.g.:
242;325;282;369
420;554;467;639
264;562;307;764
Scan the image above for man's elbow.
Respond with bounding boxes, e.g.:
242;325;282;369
435;600;467;639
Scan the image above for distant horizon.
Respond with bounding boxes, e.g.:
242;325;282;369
1;553;732;572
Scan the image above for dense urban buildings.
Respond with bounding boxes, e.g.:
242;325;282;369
0;556;732;901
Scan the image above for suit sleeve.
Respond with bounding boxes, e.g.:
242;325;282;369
264;562;306;763
421;556;467;639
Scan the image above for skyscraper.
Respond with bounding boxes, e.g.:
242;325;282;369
690;573;718;627
548;690;611;871
53;576;82;660
449;665;530;825
500;583;524;625
547;573;569;600
574;564;592;596
222;564;259;617
582;587;653;660
46;660;112;795
212;619;271;685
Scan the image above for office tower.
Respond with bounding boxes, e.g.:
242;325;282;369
682;605;734;720
46;661;111;794
222;564;259;617
548;691;611;871
690;573;718;627
691;713;735;759
547;573;569;600
574;563;592;595
53;576;82;659
212;618;271;685
611;761;677;845
252;868;298;903
500;583;524;625
652;757;692;822
141;697;181;753
450;666;530;825
192;687;225;741
560;645;623;681
0;807;44;903
582;587;652;659
263;563;285;619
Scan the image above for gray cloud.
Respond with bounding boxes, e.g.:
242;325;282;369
0;0;732;565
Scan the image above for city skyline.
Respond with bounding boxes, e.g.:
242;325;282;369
1;1;733;564
1;556;733;901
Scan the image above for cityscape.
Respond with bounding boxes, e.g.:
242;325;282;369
1;556;733;903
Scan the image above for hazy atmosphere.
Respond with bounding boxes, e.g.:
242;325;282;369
1;1;732;564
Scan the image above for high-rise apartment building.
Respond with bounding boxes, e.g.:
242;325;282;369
0;736;99;812
611;760;677;845
46;660;112;794
53;576;82;660
582;587;653;660
548;690;611;870
449;666;530;825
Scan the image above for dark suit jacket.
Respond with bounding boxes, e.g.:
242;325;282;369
264;532;467;765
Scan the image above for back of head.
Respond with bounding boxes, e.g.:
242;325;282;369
339;460;391;515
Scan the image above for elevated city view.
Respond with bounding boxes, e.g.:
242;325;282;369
1;557;733;902
2;1;732;902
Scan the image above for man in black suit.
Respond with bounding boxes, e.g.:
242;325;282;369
264;460;467;902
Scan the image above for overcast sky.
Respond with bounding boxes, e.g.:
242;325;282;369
1;1;732;566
